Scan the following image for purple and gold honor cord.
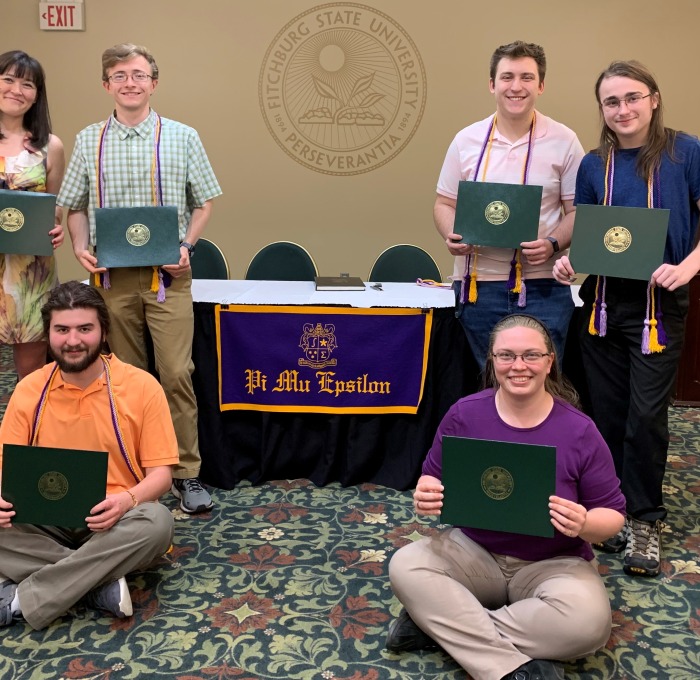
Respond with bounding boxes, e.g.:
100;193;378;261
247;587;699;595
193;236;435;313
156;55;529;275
94;114;167;302
462;113;536;306
31;356;143;483
588;148;665;353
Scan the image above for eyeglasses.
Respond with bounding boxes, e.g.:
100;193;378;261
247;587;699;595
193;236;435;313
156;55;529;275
107;71;153;84
601;93;653;110
492;351;550;365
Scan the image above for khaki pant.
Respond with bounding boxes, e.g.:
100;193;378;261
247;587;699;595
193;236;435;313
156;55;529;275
389;528;612;680
96;267;200;478
0;503;173;629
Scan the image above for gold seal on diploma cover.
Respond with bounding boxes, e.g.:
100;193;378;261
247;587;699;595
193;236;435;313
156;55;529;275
485;201;510;225
481;466;514;500
38;471;69;501
126;223;151;247
0;207;24;232
604;226;632;253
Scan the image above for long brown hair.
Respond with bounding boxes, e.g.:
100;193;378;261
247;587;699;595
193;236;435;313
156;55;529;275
594;60;676;178
0;50;52;150
483;314;580;408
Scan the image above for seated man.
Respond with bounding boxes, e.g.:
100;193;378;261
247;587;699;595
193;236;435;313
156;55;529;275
0;281;178;630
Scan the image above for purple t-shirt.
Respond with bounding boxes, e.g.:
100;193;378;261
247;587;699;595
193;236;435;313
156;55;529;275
423;389;626;561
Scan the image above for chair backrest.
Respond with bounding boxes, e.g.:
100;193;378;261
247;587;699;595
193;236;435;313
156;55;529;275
190;238;230;280
368;244;442;283
245;241;318;281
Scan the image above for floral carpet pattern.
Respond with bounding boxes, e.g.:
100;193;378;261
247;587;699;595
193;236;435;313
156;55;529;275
0;347;698;679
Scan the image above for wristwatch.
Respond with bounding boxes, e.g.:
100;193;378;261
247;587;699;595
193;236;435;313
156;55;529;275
546;236;560;253
180;241;196;257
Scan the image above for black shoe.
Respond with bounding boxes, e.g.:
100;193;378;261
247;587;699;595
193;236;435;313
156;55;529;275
385;608;437;652
503;659;565;680
593;519;628;553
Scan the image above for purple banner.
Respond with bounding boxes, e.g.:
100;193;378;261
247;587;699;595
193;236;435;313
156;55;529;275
216;305;432;413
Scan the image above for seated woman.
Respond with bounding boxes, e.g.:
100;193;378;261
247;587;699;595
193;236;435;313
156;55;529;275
387;314;625;680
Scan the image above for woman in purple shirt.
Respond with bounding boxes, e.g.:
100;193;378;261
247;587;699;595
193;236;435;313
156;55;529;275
387;314;625;680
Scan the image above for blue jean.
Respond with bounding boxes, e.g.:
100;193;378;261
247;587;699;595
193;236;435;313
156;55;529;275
455;278;574;371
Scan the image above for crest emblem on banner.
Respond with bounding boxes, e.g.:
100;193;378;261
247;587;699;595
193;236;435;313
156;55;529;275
299;322;338;368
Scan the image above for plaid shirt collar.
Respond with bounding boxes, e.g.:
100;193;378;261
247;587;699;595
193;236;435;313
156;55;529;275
109;108;156;140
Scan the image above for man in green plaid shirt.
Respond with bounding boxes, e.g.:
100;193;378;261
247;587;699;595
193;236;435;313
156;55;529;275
57;43;222;514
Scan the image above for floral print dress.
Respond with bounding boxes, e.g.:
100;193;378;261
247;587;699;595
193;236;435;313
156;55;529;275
0;148;57;344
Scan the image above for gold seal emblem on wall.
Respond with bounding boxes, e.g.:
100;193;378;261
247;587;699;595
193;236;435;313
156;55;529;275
259;3;426;175
0;207;25;232
485;201;510;225
603;226;632;253
126;223;151;247
481;466;514;500
38;471;69;501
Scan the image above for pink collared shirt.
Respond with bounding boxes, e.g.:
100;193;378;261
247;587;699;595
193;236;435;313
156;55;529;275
436;111;584;281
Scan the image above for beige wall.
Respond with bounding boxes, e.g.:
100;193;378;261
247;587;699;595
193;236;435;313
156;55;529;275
7;0;698;281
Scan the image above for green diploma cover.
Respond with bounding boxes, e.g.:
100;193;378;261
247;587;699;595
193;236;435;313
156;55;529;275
0;189;56;256
441;436;555;537
95;205;181;268
453;181;543;249
570;204;670;281
1;444;108;528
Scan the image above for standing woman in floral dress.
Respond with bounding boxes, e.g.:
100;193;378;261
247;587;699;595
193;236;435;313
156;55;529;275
0;50;64;380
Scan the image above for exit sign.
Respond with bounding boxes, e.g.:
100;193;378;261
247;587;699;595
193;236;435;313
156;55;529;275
39;2;84;31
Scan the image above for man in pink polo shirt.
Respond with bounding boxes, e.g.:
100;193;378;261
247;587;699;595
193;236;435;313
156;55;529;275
434;41;584;369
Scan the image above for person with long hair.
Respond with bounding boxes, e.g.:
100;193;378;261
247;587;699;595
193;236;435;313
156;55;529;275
386;314;625;680
0;50;65;379
553;61;700;577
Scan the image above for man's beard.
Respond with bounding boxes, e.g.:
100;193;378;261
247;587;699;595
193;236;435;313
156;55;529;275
50;344;104;374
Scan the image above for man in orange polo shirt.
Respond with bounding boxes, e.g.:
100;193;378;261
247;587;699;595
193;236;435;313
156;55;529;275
0;281;178;630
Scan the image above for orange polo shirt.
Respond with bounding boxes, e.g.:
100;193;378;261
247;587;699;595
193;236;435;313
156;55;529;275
0;355;179;495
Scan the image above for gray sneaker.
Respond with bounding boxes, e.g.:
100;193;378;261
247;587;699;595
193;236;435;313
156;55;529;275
0;580;20;627
624;518;663;577
172;478;214;514
84;576;133;618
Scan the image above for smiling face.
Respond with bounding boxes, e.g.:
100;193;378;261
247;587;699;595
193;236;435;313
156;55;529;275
490;57;544;121
598;75;658;149
48;308;105;375
491;326;553;400
102;55;157;119
0;70;37;121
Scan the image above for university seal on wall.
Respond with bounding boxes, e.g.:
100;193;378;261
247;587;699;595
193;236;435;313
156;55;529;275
485;201;510;225
481;466;514;501
126;223;151;247
0;207;24;232
38;471;69;501
259;3;426;175
603;226;632;253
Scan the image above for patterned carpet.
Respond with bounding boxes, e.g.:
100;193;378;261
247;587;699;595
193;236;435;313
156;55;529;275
0;347;698;679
